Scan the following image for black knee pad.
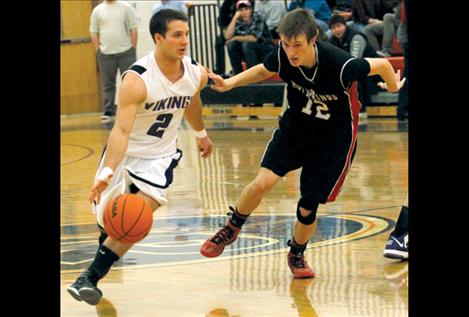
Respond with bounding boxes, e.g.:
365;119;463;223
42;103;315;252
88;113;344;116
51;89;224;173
296;198;319;225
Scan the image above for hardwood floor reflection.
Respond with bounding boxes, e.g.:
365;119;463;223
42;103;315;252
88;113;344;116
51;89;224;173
61;114;408;317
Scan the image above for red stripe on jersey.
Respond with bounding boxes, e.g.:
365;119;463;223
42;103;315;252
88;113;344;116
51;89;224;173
327;82;361;202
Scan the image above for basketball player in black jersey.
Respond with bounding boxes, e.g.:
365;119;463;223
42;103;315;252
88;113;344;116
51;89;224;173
200;8;405;278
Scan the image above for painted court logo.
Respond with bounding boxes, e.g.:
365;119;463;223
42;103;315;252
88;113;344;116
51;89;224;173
61;213;393;273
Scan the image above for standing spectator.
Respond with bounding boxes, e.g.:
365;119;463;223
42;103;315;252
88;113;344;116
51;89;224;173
255;0;287;39
90;0;138;123
225;0;274;75
288;0;332;34
151;0;192;17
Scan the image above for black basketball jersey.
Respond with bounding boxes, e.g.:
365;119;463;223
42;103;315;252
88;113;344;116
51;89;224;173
263;40;370;126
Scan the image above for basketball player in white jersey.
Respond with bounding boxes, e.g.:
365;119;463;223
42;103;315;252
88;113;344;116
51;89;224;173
67;9;214;306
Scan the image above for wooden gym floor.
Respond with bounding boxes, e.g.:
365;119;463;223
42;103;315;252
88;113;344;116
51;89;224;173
61;113;408;317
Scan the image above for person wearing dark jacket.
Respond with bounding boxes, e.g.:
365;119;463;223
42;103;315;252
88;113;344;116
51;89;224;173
329;14;377;58
329;14;379;121
214;0;256;76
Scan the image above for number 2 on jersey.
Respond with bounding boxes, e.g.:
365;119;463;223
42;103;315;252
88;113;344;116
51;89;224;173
147;113;173;138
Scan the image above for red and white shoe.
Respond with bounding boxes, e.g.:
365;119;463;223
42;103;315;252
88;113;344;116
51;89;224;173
200;220;241;258
287;252;315;279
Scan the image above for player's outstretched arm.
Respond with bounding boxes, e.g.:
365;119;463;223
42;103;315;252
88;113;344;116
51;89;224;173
88;72;146;204
184;65;214;159
208;64;276;93
365;58;405;92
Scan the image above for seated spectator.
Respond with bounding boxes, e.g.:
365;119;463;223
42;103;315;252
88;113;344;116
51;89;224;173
333;0;352;12
151;0;191;17
225;0;274;75
348;0;397;48
254;0;287;39
348;0;379;32
288;0;332;35
329;14;377;58
214;0;256;77
367;3;401;57
329;14;380;120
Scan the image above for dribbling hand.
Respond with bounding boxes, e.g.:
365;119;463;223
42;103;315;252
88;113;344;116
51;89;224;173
88;179;109;205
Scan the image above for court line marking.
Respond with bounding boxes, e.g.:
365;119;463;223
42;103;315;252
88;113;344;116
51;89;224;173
61;143;95;166
61;214;391;273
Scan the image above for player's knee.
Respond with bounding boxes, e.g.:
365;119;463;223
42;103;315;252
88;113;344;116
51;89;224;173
296;198;319;225
249;179;272;196
140;194;160;211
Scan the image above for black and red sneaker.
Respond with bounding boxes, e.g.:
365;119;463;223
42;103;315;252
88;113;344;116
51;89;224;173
200;219;241;258
287;252;315;279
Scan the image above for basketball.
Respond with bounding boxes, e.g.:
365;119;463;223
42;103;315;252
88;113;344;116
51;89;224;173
103;193;153;244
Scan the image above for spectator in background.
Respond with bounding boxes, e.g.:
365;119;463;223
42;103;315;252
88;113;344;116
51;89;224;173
254;0;287;39
288;0;332;35
396;0;407;121
225;0;274;75
214;0;256;77
348;0;395;37
333;0;352;12
363;0;401;55
329;14;379;122
90;0;138;123
151;0;192;17
329;14;377;58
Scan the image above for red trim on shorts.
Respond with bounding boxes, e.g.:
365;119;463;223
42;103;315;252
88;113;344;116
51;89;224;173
327;82;361;202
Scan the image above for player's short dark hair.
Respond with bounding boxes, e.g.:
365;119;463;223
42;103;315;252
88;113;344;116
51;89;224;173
149;9;189;43
329;14;347;28
277;8;317;42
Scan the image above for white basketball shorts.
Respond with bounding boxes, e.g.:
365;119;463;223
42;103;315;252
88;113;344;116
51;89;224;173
92;149;183;227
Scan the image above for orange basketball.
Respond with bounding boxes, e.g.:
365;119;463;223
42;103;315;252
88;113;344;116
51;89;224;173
103;193;153;244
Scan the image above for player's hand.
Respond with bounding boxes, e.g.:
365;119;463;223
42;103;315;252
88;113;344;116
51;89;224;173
196;136;214;159
88;179;109;205
208;73;233;92
377;69;406;92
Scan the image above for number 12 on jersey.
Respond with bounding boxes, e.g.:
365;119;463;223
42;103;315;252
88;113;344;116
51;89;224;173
302;99;331;120
147;113;173;138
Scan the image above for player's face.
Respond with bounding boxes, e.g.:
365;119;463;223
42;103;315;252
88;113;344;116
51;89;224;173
159;20;190;60
330;23;346;39
280;34;315;67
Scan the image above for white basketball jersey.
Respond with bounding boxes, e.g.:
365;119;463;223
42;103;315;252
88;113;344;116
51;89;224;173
122;52;201;158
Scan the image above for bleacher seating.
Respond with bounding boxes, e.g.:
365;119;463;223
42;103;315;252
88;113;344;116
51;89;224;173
190;2;403;110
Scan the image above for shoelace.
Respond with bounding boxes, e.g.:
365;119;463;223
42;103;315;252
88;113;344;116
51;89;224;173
211;223;235;245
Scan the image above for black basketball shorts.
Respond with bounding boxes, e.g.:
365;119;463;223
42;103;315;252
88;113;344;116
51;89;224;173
260;125;357;203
